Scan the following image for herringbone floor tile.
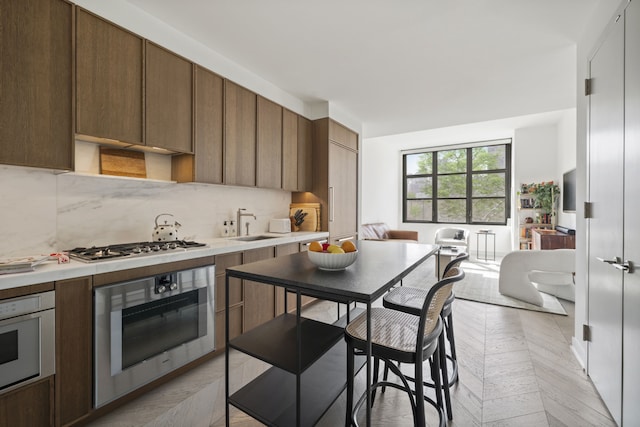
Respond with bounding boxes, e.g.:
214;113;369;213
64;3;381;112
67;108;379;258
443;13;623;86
89;257;616;427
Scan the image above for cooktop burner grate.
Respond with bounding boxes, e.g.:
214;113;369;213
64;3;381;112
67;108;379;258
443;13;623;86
67;240;207;262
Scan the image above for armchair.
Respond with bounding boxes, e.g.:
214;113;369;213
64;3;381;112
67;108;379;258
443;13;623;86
434;227;470;250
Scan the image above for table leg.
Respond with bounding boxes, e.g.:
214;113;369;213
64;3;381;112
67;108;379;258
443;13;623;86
366;301;372;426
484;233;488;261
225;275;230;427
492;233;496;261
296;292;302;426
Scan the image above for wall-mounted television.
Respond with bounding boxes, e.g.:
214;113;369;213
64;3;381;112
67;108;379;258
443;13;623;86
563;168;576;212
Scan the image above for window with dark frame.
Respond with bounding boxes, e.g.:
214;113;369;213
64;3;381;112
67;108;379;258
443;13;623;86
403;140;511;225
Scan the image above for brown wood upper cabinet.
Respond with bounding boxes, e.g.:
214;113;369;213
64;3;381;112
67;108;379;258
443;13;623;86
0;0;73;170
257;96;283;189
297;116;313;192
283;111;312;192
294;118;358;242
282;109;298;191
224;81;257;186
145;42;194;154
76;9;144;146
173;66;224;183
329;120;358;151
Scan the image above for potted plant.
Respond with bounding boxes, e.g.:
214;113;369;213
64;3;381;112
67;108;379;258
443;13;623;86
527;181;560;224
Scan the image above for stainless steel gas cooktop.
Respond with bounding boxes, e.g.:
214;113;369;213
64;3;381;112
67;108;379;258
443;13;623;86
67;240;207;263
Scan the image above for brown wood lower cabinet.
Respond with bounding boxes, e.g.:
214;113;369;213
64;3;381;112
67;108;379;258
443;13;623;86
0;377;54;427
215;252;244;350
243;247;276;332
274;242;315;315
55;276;93;426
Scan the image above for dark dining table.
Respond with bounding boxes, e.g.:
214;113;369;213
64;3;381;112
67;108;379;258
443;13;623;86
224;240;439;426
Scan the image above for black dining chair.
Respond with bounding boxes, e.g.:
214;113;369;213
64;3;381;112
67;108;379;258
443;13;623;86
381;252;469;419
344;267;465;427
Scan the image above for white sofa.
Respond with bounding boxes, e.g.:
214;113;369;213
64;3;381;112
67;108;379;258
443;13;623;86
434;227;470;251
498;249;575;306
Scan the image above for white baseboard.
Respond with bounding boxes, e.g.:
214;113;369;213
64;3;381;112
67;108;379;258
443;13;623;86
571;336;587;370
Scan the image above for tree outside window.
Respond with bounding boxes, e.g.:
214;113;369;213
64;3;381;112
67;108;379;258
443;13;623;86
403;141;510;224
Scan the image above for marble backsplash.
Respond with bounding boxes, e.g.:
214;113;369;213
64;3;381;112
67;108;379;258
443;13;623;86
0;165;292;258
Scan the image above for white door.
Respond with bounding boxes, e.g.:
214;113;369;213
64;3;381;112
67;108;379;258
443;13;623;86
623;1;640;424
587;12;625;426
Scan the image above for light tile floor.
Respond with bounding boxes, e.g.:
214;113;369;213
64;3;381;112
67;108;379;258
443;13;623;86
89;257;615;427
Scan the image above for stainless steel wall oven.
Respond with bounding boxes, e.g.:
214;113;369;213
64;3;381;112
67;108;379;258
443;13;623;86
0;291;55;395
94;264;215;407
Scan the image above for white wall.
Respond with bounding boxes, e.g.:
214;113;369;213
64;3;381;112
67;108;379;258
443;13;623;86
556;109;578;230
361;109;575;256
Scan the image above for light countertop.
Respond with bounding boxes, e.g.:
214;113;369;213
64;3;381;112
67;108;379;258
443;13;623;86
0;231;328;291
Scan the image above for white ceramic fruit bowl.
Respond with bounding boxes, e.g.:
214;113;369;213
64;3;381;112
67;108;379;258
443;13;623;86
308;249;358;271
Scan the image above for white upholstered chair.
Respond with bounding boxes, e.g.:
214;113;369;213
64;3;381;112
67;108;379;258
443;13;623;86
434;227;470;251
498;249;575;306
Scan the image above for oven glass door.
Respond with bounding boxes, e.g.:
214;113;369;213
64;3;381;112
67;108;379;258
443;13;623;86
112;287;207;373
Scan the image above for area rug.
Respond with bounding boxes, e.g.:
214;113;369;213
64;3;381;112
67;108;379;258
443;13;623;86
453;260;568;316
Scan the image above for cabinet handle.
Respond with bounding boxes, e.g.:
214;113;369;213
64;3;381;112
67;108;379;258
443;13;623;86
329;186;334;222
337;236;354;242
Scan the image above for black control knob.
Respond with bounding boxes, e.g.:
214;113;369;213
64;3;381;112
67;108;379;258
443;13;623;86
155;274;174;294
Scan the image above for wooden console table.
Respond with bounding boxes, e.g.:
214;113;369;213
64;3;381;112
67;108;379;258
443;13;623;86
532;228;575;250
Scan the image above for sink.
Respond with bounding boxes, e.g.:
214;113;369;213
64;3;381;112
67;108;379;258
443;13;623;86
231;235;278;242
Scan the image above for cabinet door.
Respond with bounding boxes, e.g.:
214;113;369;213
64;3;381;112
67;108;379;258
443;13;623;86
55;276;93;426
257;96;283;189
329;142;358;240
224;80;256;186
0;377;53;427
243;247;275;332
215;252;243;350
282;109;298;191
146;42;193;153
192;66;224;183
275;243;300;315
624;1;640;424
0;0;72;170
297;116;313;192
76;9;143;145
329;120;358;151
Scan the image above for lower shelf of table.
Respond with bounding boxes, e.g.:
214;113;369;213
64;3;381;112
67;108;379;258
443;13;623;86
229;336;366;427
229;313;345;374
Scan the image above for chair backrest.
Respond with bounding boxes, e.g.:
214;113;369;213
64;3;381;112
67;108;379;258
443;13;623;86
443;252;469;276
418;267;465;346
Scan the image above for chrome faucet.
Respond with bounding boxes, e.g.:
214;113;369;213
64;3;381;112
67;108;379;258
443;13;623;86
237;208;256;236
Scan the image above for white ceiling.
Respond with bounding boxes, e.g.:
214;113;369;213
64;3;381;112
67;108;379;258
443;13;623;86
125;0;603;138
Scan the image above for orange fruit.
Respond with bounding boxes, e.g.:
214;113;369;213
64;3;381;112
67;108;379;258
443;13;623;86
341;240;357;253
308;241;323;252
